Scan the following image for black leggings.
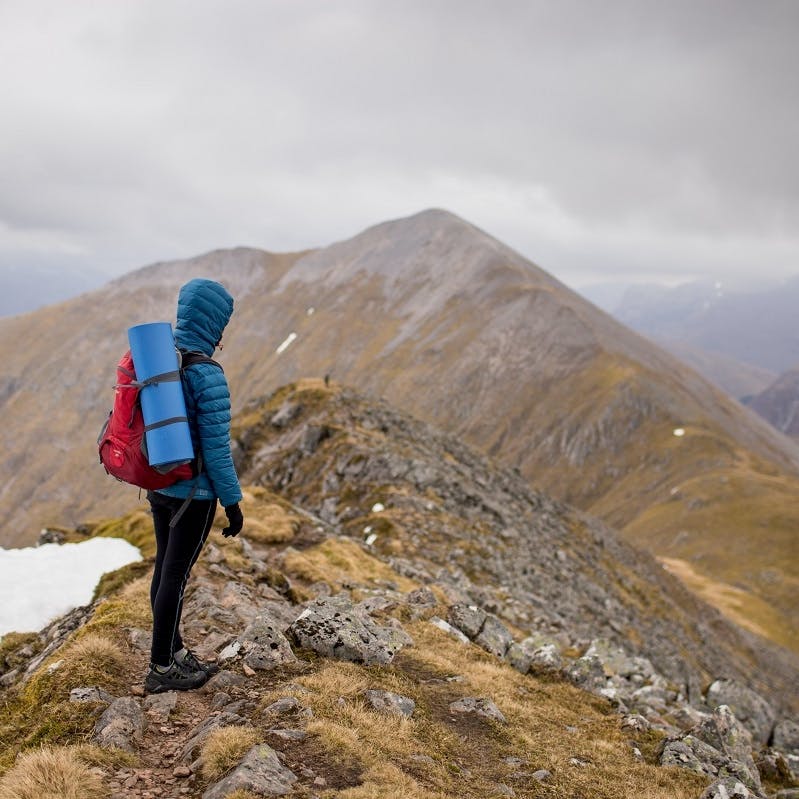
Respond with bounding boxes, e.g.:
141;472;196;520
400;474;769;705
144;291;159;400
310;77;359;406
148;492;217;666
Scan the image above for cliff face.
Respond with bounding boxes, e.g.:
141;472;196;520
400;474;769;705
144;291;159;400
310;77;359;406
1;382;796;799
2;209;798;652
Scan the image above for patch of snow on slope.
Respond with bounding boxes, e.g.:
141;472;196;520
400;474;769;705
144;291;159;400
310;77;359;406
0;538;141;637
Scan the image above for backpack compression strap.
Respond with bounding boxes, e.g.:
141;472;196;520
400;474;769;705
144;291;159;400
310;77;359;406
166;351;222;529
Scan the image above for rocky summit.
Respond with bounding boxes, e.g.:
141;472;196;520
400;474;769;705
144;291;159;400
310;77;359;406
0;381;797;799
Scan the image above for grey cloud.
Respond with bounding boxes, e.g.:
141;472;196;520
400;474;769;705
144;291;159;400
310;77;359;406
0;0;797;286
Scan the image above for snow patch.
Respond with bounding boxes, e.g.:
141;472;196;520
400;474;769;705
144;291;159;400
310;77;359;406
0;537;141;637
276;332;297;354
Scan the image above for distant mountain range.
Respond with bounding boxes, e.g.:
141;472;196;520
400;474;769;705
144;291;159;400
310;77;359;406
747;368;799;441
2;209;798;654
0;264;106;317
582;277;799;397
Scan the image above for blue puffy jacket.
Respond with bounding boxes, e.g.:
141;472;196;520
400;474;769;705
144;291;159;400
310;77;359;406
156;279;243;508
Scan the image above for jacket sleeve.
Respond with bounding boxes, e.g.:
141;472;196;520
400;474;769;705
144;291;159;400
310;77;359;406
188;363;243;507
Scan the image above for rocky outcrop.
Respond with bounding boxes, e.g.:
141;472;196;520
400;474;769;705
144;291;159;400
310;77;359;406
288;594;412;665
234;384;799;716
706;679;777;746
660;706;762;794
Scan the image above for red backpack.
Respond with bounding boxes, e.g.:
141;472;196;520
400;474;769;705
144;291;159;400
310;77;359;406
98;349;218;489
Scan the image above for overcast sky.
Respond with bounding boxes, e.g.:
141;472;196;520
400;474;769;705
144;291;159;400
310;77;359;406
1;0;797;297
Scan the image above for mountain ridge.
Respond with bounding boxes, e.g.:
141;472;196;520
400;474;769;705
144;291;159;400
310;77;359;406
1;381;796;798
2;208;798;653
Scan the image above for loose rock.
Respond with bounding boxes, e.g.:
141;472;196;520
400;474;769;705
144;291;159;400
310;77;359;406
94;697;146;752
364;689;415;717
143;691;178;723
202;743;297;798
70;686;114;704
699;778;753;798
449;697;507;724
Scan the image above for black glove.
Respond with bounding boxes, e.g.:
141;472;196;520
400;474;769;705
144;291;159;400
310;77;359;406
222;503;244;538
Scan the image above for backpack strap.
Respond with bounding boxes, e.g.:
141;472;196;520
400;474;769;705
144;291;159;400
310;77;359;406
166;351;222;528
168;453;204;530
178;350;224;372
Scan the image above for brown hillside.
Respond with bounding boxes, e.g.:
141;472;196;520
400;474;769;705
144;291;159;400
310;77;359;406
1;209;798;653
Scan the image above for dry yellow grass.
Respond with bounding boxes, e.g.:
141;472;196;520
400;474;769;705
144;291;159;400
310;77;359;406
20;633;128;707
282;536;416;591
241;512;297;545
91;509;156;559
659;557;779;640
623;463;799;652
335;763;450;799
200;726;260;781
238;486;301;544
284;616;709;799
81;576;152;635
0;746;107;799
0;630;133;773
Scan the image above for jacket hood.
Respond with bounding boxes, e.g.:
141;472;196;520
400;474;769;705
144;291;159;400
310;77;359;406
174;279;234;355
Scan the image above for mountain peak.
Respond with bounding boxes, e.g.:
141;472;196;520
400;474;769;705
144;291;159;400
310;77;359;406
2;210;799;660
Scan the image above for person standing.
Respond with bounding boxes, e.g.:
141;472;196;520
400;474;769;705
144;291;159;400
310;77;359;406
145;278;244;693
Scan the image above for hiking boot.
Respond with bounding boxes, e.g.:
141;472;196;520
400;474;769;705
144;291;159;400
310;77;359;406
144;659;208;693
174;647;220;677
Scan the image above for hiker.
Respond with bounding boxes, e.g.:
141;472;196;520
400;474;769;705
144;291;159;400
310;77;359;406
145;278;244;693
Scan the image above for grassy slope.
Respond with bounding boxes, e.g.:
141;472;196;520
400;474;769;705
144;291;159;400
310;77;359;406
497;356;799;655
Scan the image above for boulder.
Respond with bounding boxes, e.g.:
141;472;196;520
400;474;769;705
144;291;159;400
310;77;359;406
474;614;514;657
93;696;146;752
447;604;486;639
429;616;470;644
565;655;607;693
288;594;411;665
240;614;298;671
585;639;656;681
773;718;799;755
529;643;563;674
202;744;297;798
505;642;532;674
405;587;437;609
659;705;762;794
706;679;776;746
